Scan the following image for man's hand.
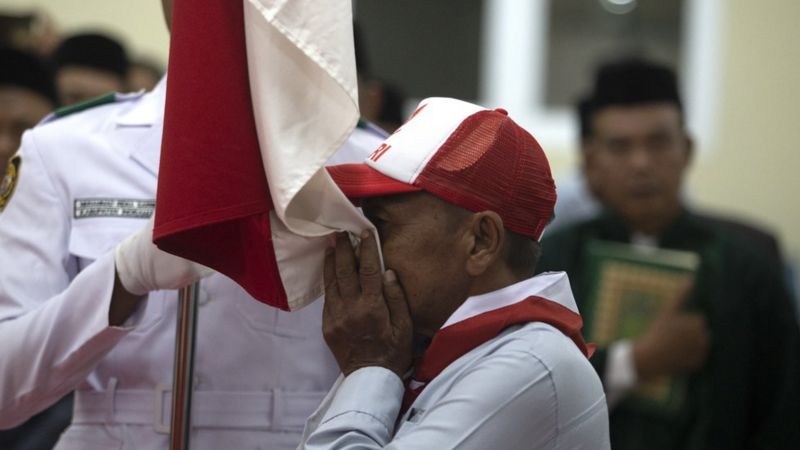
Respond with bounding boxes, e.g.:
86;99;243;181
322;230;413;378
114;216;214;296
633;284;709;382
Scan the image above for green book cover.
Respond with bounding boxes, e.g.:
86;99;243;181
582;240;700;414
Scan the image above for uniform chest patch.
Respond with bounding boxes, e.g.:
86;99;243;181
0;155;21;213
74;198;155;219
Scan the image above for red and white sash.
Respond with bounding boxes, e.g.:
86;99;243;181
402;272;593;413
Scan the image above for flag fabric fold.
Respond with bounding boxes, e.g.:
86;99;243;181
154;0;370;311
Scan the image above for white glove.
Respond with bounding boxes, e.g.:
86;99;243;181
114;216;214;295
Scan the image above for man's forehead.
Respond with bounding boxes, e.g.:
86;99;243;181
595;102;680;120
593;103;682;134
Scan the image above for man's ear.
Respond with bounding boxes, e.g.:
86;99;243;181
464;211;505;277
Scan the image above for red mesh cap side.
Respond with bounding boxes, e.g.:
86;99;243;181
415;109;556;239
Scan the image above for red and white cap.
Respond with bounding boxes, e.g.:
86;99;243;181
327;97;557;240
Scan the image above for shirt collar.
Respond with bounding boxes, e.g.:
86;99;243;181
441;271;578;329
115;76;167;127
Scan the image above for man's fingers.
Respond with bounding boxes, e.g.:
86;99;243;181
323;246;339;297
323;246;342;320
334;232;360;300
383;270;411;328
358;229;383;299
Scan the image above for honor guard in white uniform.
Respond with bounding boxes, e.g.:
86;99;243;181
0;78;386;449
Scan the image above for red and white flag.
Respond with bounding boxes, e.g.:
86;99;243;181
154;0;370;311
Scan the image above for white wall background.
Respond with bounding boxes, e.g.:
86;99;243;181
0;0;169;64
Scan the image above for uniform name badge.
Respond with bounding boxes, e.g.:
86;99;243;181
74;198;155;219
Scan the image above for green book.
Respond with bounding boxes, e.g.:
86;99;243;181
582;240;700;414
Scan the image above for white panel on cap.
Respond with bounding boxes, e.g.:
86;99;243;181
365;97;486;184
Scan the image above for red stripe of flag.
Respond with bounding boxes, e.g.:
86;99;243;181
154;0;288;309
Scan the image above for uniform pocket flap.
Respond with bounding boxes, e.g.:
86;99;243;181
68;219;143;260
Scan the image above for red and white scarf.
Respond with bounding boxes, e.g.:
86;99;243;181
402;272;594;413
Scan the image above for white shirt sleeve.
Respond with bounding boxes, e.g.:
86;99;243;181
603;339;638;408
302;346;609;449
303;367;404;449
0;131;144;428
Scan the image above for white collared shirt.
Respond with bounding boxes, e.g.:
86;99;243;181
300;273;610;449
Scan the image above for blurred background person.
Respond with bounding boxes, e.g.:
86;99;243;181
0;10;61;58
0;46;57;171
51;32;129;105
537;57;800;450
357;77;405;133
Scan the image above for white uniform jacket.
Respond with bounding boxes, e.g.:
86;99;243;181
300;273;610;449
0;79;385;449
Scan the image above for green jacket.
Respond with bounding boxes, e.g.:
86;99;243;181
538;210;800;450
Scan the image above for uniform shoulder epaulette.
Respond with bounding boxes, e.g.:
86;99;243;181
40;91;145;124
53;93;118;118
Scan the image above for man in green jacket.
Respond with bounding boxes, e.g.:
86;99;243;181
538;58;800;449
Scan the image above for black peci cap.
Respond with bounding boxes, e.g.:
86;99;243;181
52;32;130;79
578;58;682;138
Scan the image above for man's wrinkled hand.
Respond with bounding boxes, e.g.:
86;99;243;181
322;230;413;378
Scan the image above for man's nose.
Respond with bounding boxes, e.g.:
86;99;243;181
627;146;655;172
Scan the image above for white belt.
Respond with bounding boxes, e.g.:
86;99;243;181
72;379;325;433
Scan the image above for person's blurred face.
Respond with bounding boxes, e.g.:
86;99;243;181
362;192;472;337
56;66;125;106
583;103;691;233
0;87;53;168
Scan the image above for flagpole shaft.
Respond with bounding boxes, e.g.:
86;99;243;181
170;282;199;450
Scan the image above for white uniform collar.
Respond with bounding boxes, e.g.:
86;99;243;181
111;76;167;176
441;271;578;329
115;76;167;127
